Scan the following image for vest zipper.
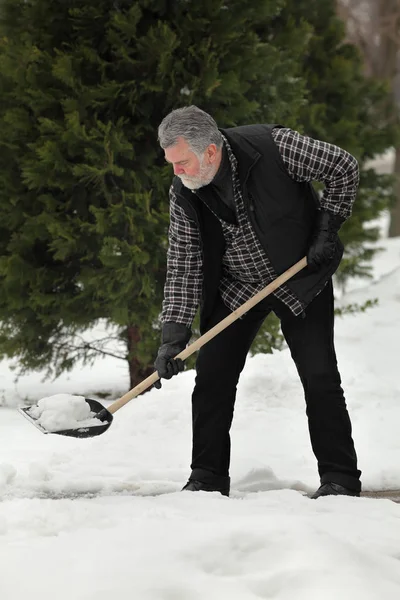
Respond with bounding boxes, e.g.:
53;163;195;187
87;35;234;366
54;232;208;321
248;193;255;211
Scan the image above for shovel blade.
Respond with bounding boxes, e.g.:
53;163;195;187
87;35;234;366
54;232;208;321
18;398;113;439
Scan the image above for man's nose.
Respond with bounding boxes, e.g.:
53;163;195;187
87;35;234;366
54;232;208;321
173;165;185;175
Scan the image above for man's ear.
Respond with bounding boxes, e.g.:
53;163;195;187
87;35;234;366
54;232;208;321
206;143;218;164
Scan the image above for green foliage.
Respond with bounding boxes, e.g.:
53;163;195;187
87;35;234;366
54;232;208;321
0;0;309;385
334;298;378;317
249;0;398;351
185;310;284;366
0;0;396;384
249;313;284;356
276;0;399;284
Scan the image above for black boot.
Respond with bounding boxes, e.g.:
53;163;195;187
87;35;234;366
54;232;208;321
182;469;230;497
182;480;230;496
311;482;360;499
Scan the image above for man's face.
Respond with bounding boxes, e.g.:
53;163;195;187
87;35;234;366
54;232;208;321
164;136;219;190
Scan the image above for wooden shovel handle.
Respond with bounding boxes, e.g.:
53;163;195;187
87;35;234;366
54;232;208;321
107;256;307;414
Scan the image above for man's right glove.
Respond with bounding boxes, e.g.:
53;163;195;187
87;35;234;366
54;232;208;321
153;322;192;389
307;210;345;270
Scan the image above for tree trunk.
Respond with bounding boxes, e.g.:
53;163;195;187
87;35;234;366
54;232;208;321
379;0;400;236
389;145;400;236
126;325;154;390
377;0;399;79
337;0;400;237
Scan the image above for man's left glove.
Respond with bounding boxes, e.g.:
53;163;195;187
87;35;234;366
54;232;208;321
153;322;192;389
307;210;345;270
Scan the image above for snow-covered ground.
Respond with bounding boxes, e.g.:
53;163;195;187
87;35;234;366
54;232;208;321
1;234;400;599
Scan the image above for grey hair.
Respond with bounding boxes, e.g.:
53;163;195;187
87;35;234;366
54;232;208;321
158;105;223;155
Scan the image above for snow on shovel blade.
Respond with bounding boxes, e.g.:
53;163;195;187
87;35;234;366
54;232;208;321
18;399;113;439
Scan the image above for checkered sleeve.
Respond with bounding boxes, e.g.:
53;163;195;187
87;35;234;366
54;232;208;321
161;187;203;326
272;127;359;219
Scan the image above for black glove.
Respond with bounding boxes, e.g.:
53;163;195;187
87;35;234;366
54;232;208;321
307;211;345;270
153;322;192;389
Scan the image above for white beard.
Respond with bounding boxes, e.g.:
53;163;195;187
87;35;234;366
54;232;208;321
179;157;219;190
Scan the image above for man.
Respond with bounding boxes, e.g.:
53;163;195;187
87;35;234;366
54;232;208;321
154;105;361;499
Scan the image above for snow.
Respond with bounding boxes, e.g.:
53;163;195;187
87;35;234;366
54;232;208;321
1;233;400;597
366;148;395;175
27;394;102;432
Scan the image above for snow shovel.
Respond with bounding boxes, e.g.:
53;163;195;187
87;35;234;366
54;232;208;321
19;256;307;438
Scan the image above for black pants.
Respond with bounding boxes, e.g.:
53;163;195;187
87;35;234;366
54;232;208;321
191;280;361;491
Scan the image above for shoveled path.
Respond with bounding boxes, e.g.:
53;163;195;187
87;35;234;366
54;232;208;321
361;491;400;503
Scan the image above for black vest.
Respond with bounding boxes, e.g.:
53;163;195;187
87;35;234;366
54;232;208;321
172;124;343;332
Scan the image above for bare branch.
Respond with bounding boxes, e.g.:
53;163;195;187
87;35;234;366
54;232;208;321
337;0;400;79
52;340;126;362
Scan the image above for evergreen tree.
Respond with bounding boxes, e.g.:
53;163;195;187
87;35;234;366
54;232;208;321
0;0;309;387
251;0;398;356
0;0;396;385
274;0;399;287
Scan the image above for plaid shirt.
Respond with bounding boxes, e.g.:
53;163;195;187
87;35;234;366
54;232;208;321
161;128;359;326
